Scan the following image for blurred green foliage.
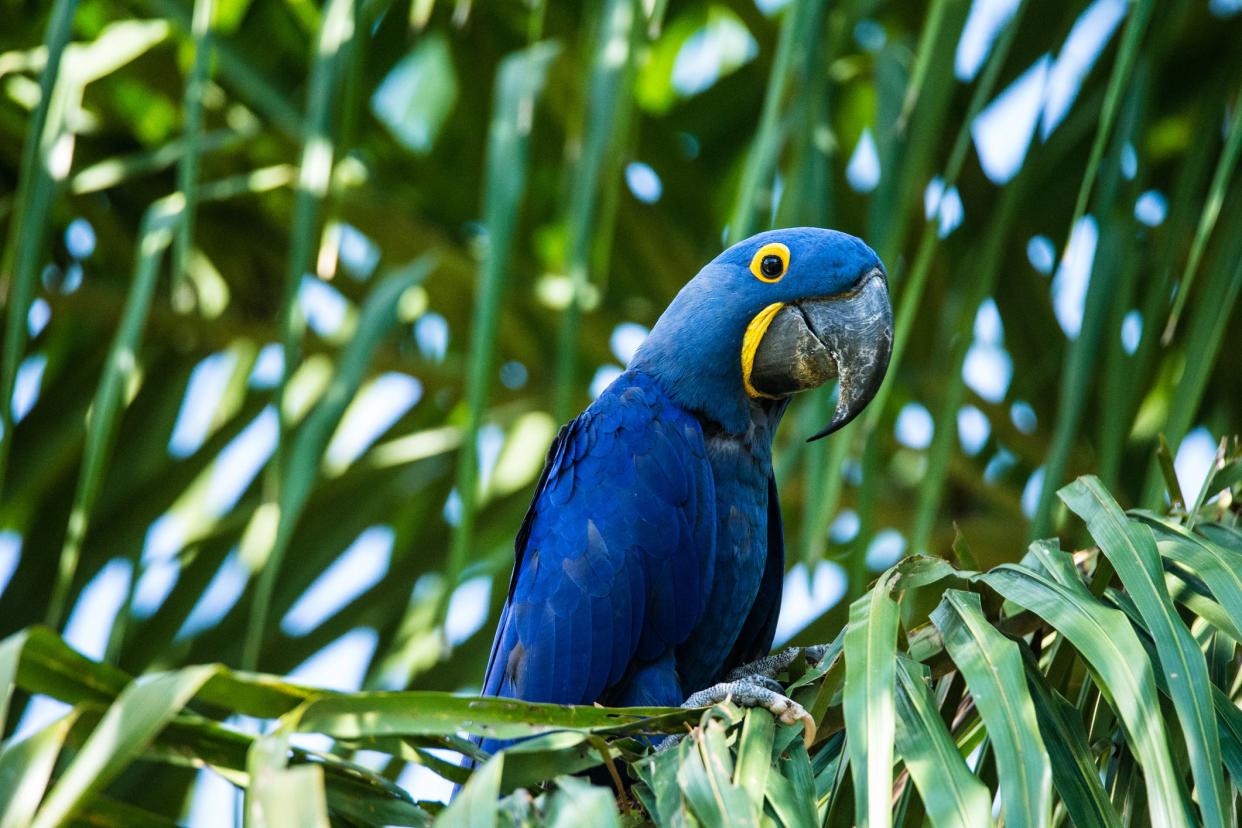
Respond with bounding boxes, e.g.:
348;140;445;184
0;0;1241;823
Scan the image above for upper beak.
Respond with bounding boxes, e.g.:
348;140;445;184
746;268;893;441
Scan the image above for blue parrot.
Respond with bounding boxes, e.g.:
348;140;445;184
480;227;892;748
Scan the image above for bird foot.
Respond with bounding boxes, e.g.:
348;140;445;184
724;644;830;683
660;675;817;750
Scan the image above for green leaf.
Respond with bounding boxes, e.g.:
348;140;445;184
1154;434;1186;510
789;627;843;693
0;630;28;730
151;713;423;823
678;716;756;827
447;38;562;609
764;758;817;828
892;656;991;828
0;710;79;828
171;0;217;301
1020;657;1121;828
1212;684;1242;786
843;577;898;828
435;753;503;828
1031;66;1148;538
496;732;605;793
635;6;754;114
371;32;459;155
1199;522;1242;552
733;708;775;813
31;665;220;828
978;563;1188;825
48;196;182;629
635;741;686;827
245;257;435;666
1104;588;1242;797
1133;512;1242;631
545;775;620;828
1162;88;1242;339
893;554;961;589
931;589;1051;828
554;0;638;419
251;764;331;828
294;692;691;740
71;796;182;827
1201;460;1242;504
1140;239;1242;506
728;0;826;242
1020;539;1082;589
0;0;78;490
62;19;172;85
906;0;1029;554
244;0;361;673
1067;0;1154;229
7;626;128;709
774;729;819;828
1060;477;1229;827
1165;570;1242;644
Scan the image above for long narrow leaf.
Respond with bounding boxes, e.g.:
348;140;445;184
0;710;79;828
30;665;219;828
1136;512;1242;632
1162;91;1242;340
1068;0;1154;227
1060;477;1228;827
554;0;638;419
0;630;27;729
733;708;775;814
843;577;898;828
893;656;991;828
675;723;744;827
171;0;216;297
250;0;359;673
261;691;695;742
931;589;1051;828
979;563;1187;826
1020;660;1120;828
444;40;560;619
727;0;827;242
0;0;79;490
47;197;182;629
244;259;433;666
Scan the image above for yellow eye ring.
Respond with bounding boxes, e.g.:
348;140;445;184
749;242;790;283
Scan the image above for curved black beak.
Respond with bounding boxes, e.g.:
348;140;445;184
747;268;893;441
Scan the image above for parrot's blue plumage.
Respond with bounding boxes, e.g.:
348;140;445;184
479;228;887;752
481;372;719;708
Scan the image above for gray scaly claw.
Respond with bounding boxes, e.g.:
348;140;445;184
677;679;816;748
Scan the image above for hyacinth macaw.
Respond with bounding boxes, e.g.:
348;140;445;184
480;227;892;748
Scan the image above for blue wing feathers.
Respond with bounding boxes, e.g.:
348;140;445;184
481;371;716;709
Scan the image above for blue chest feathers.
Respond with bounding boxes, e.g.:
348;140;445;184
675;409;778;691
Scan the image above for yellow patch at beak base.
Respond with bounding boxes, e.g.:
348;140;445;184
741;302;786;399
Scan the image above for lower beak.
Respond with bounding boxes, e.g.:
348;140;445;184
746;269;893;441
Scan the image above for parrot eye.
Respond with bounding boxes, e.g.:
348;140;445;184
748;242;790;283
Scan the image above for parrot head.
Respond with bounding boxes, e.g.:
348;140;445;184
632;227;893;440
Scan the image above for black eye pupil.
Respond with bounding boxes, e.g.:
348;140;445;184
761;255;783;277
